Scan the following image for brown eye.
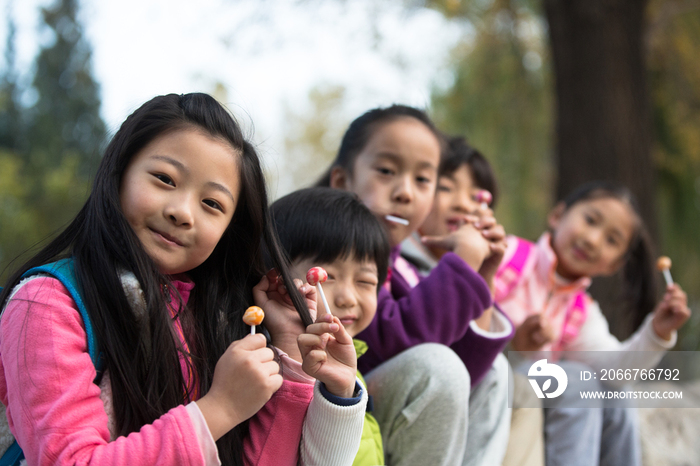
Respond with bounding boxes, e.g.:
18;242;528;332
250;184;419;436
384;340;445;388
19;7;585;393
154;174;174;186
203;199;223;212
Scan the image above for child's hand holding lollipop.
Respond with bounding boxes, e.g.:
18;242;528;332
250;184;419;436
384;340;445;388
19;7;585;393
298;267;358;398
252;269;317;348
652;256;691;341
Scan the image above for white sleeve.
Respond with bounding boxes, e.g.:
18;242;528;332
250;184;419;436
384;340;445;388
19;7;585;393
185;402;221;466
565;300;676;374
299;379;367;466
469;306;514;339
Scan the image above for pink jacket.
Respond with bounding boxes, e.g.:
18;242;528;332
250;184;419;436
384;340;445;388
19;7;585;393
0;276;219;465
243;353;315;466
495;233;591;352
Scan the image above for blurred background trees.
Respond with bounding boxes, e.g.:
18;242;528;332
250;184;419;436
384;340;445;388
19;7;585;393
0;0;105;275
0;0;698;347
426;0;700;345
429;0;700;345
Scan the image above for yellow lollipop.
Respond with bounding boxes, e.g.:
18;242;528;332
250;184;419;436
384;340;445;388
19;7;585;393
656;256;673;286
243;306;265;335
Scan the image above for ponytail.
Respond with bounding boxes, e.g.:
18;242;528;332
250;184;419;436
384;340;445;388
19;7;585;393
623;226;657;330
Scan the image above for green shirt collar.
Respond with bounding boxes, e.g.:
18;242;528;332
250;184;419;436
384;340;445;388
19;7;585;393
353;339;368;358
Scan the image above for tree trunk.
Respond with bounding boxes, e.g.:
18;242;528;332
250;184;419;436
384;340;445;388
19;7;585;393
544;0;656;338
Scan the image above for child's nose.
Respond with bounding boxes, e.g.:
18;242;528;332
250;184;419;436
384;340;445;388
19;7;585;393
454;191;478;214
584;228;603;249
164;197;194;227
334;285;357;309
392;176;414;204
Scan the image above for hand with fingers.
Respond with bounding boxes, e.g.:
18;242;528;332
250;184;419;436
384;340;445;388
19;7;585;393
471;214;507;292
252;269;318;344
298;280;358;399
512;314;556;352
421;220;491;272
652;283;691;341
196;334;282;441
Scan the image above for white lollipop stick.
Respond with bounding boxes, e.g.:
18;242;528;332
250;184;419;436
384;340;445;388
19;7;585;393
385;215;409;226
662;269;673;287
307;267;331;318
316;283;331;316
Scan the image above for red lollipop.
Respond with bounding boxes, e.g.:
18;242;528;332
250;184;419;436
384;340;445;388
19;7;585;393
306;267;328;286
306;267;330;317
476;190;492;209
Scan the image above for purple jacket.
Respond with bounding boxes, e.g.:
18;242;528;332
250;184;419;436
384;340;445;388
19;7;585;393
356;247;514;386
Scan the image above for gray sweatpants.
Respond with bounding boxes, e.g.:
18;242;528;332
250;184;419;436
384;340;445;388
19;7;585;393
363;344;512;466
541;360;642;466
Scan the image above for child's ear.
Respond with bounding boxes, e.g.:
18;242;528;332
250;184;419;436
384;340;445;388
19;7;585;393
547;202;566;231
329;167;349;190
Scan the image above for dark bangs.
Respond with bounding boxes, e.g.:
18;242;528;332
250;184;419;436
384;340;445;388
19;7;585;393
441;135;499;207
271;187;390;289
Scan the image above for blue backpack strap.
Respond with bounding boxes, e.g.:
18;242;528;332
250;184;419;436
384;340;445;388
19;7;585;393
0;259;105;465
0;441;24;466
20;259;104;376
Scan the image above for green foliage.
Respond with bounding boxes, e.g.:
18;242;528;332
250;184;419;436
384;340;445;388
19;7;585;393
0;15;23;151
0;0;103;282
0;151;41;270
0;150;89;276
647;2;700;349
26;0;106;174
430;0;553;240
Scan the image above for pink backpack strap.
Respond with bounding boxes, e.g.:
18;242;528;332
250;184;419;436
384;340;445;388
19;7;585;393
383;267;393;292
394;255;421;289
494;237;534;302
553;292;588;351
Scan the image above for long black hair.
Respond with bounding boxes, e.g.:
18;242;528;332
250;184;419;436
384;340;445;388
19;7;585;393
0;93;311;464
316;104;444;187
270;187;391;290
559;180;657;330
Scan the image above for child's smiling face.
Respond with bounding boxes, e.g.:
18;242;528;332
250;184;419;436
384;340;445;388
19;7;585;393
420;164;483;239
119;128;240;275
330;117;441;247
292;256;379;337
549;197;636;280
